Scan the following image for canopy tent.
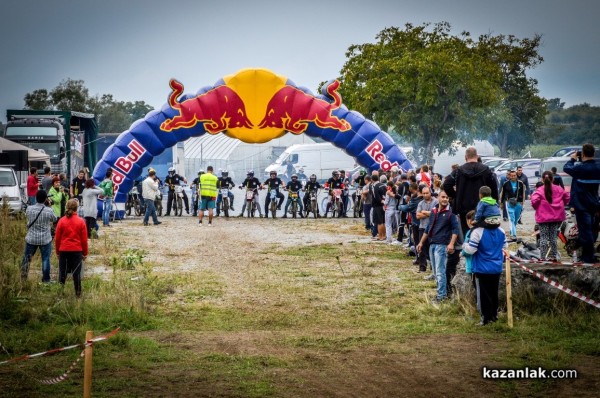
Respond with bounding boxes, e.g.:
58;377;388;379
0;136;50;163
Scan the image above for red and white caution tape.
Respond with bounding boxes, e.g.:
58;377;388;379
0;327;120;366
509;259;600;309
38;349;85;385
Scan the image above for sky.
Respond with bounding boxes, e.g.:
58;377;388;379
1;0;599;123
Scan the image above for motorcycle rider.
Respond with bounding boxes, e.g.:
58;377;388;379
324;170;345;218
339;169;350;217
165;167;189;216
238;170;262;217
262;170;285;218
283;174;304;218
352;169;367;213
216;170;236;216
303;174;322;217
190;169;204;217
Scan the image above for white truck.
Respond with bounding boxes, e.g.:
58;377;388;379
264;143;356;181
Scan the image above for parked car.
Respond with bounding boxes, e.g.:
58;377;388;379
535;157;572;192
481;156;509;170
551;146;581;157
0;166;26;213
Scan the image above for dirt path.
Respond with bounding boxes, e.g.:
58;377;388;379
88;213;598;397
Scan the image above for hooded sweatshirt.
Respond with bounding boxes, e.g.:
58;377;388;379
442;162;498;215
475;196;501;223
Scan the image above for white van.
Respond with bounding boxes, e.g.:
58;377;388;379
0;166;25;213
265;143;357;181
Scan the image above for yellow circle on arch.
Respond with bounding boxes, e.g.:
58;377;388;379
222;68;288;143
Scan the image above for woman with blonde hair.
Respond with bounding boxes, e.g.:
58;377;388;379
55;199;88;297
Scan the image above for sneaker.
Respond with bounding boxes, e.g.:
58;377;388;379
424;274;435;281
391;240;402;246
208;223;213;227
282;215;287;218
143;222;148;226
199;220;203;225
231;207;235;211
277;205;282;210
154;221;162;225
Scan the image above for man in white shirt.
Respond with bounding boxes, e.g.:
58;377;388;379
142;170;162;226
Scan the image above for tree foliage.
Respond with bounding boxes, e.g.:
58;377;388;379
22;80;154;135
476;34;547;157
339;23;547;163
542;102;600;144
339;23;503;165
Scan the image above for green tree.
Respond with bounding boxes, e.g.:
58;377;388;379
339;23;503;166
24;89;52;110
542;102;600;144
50;78;90;112
476;34;547;157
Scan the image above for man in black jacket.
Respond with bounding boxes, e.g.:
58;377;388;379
442;147;498;233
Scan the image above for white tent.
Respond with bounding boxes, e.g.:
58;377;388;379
0;136;50;164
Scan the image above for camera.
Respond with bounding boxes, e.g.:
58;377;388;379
576;151;582;162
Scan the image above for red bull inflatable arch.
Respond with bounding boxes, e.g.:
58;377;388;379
93;68;412;203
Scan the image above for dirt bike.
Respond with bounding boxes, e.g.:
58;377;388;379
287;190;301;218
219;187;230;217
155;191;163;216
269;189;278;219
325;188;343;218
305;188;319;218
172;185;184;216
353;188;363;218
125;185;142;216
244;188;258;218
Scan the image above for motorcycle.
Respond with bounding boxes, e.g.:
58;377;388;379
172;185;184;217
126;185;142;216
269;189;278;219
155;191;163;217
325;188;343;218
305;188;319;218
218;187;231;217
287;190;301;218
353;187;363;218
244;188;258;218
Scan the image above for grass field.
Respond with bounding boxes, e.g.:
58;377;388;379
0;208;598;397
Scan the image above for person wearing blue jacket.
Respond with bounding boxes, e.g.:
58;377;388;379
463;224;508;325
563;144;600;264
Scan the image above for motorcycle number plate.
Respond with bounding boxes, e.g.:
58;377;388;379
246;191;255;200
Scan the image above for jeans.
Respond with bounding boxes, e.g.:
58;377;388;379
143;198;159;225
575;209;598;263
216;191;235;214
103;198;112;226
429;243;448;300
21;242;52;282
284;196;304;215
363;203;372;229
506;202;522;237
384;209;397;242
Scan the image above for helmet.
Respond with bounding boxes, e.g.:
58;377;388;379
310;174;317;181
247;170;254;177
198;169;205;175
221;170;228;177
269;170;277;176
332;170;340;177
291;174;298;179
168;167;175;173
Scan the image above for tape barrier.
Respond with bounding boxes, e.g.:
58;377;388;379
38;349;85;385
509;254;599;268
0;327;120;366
509;258;600;309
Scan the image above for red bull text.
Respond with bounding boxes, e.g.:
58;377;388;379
366;139;399;171
111;139;146;195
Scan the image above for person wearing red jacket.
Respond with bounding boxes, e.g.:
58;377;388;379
26;167;39;205
55;199;88;297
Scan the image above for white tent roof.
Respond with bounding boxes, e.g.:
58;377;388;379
0;136;51;162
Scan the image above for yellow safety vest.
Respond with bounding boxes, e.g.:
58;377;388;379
200;173;218;197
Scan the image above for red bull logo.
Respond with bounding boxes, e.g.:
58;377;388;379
160;79;253;134
367;139;399;171
158;70;351;143
111;139;146;195
258;80;351;135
